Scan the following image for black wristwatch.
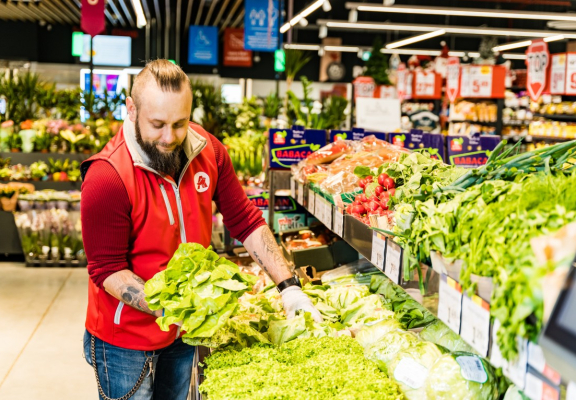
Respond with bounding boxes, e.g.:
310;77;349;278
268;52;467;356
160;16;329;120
277;276;302;293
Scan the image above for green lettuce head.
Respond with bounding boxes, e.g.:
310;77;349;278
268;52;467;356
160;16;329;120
355;318;404;349
425;352;499;400
419;320;475;353
387;342;445;400
325;284;370;311
364;330;420;373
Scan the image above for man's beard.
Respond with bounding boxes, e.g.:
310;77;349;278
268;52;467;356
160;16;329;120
135;117;184;176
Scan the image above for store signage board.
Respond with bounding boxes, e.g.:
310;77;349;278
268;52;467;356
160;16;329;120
80;35;132;66
333;207;344;237
460;293;491;356
81;0;105;37
460;65;493;98
526;40;550;101
446;57;460;103
448;135;501;168
384;239;401;284
565;53;576;95
371;232;386;271
244;0;279;52
223;28;252;67
412;71;442;99
269;127;326;169
356;98;401;132
438;274;463;334
188;26;218;65
524;372;560;400
550;54;566;95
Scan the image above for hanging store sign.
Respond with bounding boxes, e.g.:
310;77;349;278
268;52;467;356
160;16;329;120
244;0;279;52
188;26;218;65
526;40;550;101
81;0;106;37
224;28;252;67
446;57;460;103
459;65;506;99
412;70;442;99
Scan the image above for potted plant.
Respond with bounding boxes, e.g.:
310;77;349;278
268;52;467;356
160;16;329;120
60;129;86;153
46;119;68;153
32;120;50;153
0;167;11;181
0;186;17;211
19;120;36;153
9;132;21;152
48;158;69;181
30;161;48;181
68;161;81;182
0;120;14;152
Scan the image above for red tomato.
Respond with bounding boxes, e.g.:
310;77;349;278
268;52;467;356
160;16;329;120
378;173;390;186
352;205;366;215
380;198;389;210
379;191;390;201
388;188;396;197
356;194;368;203
382;177;395;190
374;185;384;197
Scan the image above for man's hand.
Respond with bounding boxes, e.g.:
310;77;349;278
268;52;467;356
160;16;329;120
103;270;162;317
281;286;324;323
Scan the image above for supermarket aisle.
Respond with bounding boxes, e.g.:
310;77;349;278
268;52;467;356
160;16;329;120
0;263;96;400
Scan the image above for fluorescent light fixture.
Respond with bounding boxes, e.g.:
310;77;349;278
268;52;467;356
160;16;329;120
299;17;308;27
544;34;565;42
319;20;576;38
386;29;445;49
130;0;147;27
280;0;324;33
493;40;532;52
502;54;527;60
319;25;328;38
322;0;331;12
284;44;322;50
348;3;576;22
348;9;358;22
325;45;360;52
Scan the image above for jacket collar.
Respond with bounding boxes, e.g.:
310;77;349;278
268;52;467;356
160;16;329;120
123;118;207;168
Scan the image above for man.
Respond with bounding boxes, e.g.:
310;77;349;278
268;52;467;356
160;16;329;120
81;59;322;400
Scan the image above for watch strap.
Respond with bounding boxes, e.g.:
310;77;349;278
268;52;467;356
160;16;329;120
277;276;302;293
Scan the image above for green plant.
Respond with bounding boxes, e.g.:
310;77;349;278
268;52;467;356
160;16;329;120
365;37;391;85
284;49;312;116
0;187;16;198
36;83;58;118
56;88;83;121
30;161;48;180
0;167;11;180
0;72;44;122
190;80;231;139
9;133;21;150
82;88;126;121
68;161;81;182
263;93;282;119
0;157;10;168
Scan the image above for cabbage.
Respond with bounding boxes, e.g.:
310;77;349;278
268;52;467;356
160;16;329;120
325;284;370;311
425;352;499;400
340;294;394;326
355;319;404;349
364;330;420;373
419;320;475;353
387;342;445;400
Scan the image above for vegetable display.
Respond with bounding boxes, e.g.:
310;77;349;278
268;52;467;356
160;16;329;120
199;336;405;400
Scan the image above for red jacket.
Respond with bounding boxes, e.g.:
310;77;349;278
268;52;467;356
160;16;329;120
82;119;218;350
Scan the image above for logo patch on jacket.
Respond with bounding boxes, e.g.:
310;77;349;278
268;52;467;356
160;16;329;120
194;172;210;193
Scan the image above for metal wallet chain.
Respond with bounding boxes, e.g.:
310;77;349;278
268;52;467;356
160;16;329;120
90;334;154;400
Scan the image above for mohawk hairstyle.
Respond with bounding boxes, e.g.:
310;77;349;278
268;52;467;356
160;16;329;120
131;59;191;108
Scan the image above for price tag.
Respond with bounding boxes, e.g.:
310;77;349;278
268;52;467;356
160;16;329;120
333;207;344;237
524;372;560;400
414;71;436;97
460;294;491;356
528;342;562;386
371;232;386;271
290;178;296;199
565;53;576;95
308;189;315;213
297;182;304;205
385;239;401;283
550;54;566;94
393;358;428;389
460;65;493;98
456;356;488;383
323;199;333;229
567;382;576;400
438;274;463;334
314;193;322;220
490;319;508;370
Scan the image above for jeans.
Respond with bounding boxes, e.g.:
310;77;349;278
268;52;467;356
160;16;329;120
83;330;196;400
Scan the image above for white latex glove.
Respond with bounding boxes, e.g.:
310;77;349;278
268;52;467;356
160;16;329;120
280;286;324;323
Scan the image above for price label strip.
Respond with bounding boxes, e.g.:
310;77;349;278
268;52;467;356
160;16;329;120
438;274;463;334
385;239;402;284
308;189;315;214
528;342;562;386
297;182;304;205
323;198;333;230
491;320;527;389
371;232;386;271
460;293;491;356
314;193;322;221
290;178;296;199
333;207;344;237
524;372;560;400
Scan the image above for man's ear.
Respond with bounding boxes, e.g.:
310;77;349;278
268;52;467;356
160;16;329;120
126;96;137;122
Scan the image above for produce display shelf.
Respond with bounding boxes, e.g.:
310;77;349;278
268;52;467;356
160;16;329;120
449;119;498;127
292;177;565;397
533;113;576;122
0;152;91;164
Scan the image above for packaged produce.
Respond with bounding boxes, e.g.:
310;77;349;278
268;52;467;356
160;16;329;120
387;342;445;400
419;320;475;353
425;352;499;400
364;330;420;373
282;228;330;251
321;259;381;286
305;140;353;165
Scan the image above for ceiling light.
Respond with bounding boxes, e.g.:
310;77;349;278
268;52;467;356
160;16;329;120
319;25;328;38
502;54;527;60
322;0;331;12
130;0;147;27
319;20;576;38
544;35;565;42
280;0;324;33
493;40;532;52
284;44;322;50
348;9;358;22
347;3;576;22
386;29;445;49
325;45;360;52
299;17;308;27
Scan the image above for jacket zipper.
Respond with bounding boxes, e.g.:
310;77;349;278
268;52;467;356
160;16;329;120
159;184;175;225
114;302;124;325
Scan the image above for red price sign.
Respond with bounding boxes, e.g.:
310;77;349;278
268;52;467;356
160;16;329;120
550;53;566;94
414;71;435;97
446;57;460;103
460;66;493;97
396;63;407;100
565;53;576;95
526;40;550;101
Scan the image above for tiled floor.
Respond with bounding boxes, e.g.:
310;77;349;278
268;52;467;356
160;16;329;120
0;263;97;399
